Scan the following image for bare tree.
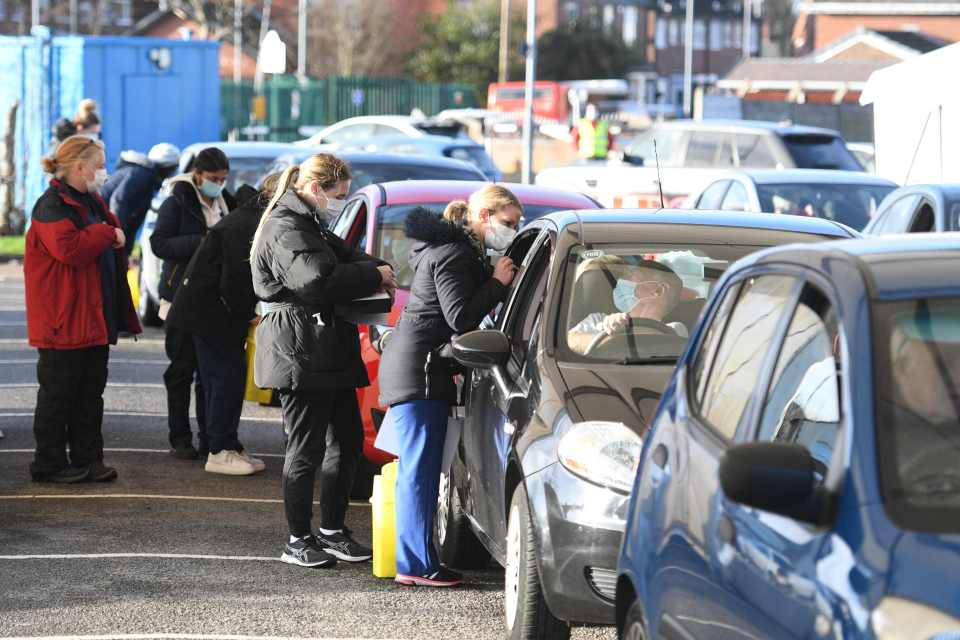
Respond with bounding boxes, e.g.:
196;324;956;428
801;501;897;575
307;0;408;77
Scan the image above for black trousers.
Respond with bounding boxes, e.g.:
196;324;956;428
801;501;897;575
31;345;109;476
279;388;364;537
163;325;207;450
192;334;245;455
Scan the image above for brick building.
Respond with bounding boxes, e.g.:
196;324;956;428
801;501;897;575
0;0;156;35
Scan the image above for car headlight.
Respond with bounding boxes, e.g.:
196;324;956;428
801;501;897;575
872;597;960;639
557;421;642;494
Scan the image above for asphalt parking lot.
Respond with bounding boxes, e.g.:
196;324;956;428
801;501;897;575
0;262;614;640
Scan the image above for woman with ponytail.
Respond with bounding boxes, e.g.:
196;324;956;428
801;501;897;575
378;184;521;587
249;153;396;568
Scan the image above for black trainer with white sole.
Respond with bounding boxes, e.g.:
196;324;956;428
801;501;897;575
280;536;337;568
315;529;372;562
395;567;463;588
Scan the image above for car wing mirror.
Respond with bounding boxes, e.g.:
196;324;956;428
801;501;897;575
622;152;645;166
452;329;510;370
719;442;833;526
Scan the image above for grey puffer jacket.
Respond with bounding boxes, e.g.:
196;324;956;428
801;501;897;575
378;207;507;407
250;190;386;391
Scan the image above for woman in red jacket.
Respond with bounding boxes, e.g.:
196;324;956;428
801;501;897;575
25;135;141;483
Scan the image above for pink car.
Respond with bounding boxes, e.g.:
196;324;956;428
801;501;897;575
330;180;600;478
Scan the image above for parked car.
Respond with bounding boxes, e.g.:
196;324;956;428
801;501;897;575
261;150;488;189
687;169;896;231
616;234;960;640
864;184;960;235
138;142;297;326
335;134;501;181
442;210;857;639
297;115;469;147
331;180;599;474
536;120;863;208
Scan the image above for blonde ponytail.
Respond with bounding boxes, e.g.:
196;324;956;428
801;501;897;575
249;164;299;262
443;200;469;226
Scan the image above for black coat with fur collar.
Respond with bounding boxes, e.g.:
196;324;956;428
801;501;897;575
379;207;507;407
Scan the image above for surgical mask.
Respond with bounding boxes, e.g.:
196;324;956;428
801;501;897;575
87;168;108;192
199;179;224;199
612;279;663;313
327;198;347;215
484;219;517;252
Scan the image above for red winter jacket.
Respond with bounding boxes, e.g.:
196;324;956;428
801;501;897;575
24;180;142;349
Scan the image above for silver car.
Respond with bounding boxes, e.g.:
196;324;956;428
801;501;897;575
863;184;960;235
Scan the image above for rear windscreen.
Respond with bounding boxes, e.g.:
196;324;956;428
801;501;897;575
781;135;862;171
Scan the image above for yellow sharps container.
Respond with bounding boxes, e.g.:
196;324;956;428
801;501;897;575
370;460;398;578
127;268;140;312
244;325;273;404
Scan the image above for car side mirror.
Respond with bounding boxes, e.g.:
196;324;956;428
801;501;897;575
452;329;510;369
622;152;645;166
719;442;833;526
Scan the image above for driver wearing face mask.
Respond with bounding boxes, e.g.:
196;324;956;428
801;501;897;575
568;259;684;355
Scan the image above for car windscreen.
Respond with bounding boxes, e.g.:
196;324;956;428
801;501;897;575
781;134;862;171
351;162;482;190
377;203;570;289
875;297;960;533
558;244;763;365
229;157;281;193
444;146;498;175
756;183;894;231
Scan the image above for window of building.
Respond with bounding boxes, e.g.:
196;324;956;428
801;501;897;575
115;0;132;26
656;18;667;48
709;20;723;50
623;5;638;46
693;18;706;51
603;4;615;33
669;17;679;47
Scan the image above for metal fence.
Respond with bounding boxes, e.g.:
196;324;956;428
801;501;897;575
221;76;478;142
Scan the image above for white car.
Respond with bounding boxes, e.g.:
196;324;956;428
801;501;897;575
296;115;468;147
686;169;897;231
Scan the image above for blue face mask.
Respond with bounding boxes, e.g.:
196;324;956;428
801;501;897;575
199;179;224;199
612;278;662;313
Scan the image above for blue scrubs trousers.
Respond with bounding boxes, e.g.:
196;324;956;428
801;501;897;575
389;399;448;577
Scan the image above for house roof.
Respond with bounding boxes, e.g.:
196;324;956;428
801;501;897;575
719;58;891;89
812;27;948;62
875;29;948;52
799;1;960;15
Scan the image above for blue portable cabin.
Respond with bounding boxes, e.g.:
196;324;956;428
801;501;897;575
0;30;220;219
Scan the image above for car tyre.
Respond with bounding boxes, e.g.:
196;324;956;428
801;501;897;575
138;268;162;327
505;484;569;640
620;600;646;640
435;464;490;569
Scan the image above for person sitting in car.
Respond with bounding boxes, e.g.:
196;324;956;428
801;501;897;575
568;258;685;355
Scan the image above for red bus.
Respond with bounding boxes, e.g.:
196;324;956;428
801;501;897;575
487;81;568;123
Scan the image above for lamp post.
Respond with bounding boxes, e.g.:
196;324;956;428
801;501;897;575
682;0;694;117
499;0;511;83
521;0;537;184
297;0;306;80
742;0;752;59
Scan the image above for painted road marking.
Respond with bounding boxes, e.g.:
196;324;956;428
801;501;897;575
0;359;167;365
0;635;398;640
0;448;285;458
0;494;371;507
0;411;280;423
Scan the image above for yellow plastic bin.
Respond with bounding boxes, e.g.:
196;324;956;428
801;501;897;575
244;325;273;405
127;268;140;312
370;460;398;578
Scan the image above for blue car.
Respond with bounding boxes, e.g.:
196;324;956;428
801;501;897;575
616;234;960;639
337;134;502;181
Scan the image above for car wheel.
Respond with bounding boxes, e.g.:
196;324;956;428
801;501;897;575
505;484;569;640
435;465;490;569
620;600;646;640
138;269;162;327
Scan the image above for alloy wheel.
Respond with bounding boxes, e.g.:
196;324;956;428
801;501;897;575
623;621;645;640
436;472;450;546
504;502;522;630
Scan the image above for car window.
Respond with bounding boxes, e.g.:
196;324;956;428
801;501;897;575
227;157;278;193
691;282;742;406
720;182;749;212
874;195;921;234
949;202;960;231
324;123;375;144
332;199;364;238
350;161;484;188
686;132;734;168
736;134;778;168
757;183;894;231
505;241;551;373
374;203;448;289
909;201;936;233
698;275;797;439
696;181;730;209
372;124;404;137
445;146;498;176
780;134;862;171
625;128;684;167
757;286;841;482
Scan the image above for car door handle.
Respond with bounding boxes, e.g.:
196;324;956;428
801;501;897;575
652;444;668;469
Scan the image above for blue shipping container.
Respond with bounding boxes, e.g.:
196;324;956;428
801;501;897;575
0;30;220;217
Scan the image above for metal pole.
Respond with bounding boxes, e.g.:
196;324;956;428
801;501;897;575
254;0;272;94
742;0;751;58
297;0;306;80
31;0;40;30
70;0;78;33
521;0;537;184
234;0;242;84
498;0;511;83
682;0;694;118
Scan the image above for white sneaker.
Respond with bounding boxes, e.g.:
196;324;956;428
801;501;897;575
239;450;266;473
205;450;258;476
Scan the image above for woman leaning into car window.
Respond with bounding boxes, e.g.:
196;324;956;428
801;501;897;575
25;135;141;484
377;185;521;587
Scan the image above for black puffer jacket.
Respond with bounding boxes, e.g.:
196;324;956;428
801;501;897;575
378;208;507;407
251;190;387;391
165;189;268;354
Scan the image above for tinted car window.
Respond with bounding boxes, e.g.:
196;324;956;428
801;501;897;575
736;134;778;168
780;134;862;171
720;182;749;212
506;242;551;367
696;181;730;209
698;275;796;439
758;286;841;481
445;146;498;176
873;194;921;234
625;128;684;167
351;162;484;189
756;183;894;231
875;298;960;532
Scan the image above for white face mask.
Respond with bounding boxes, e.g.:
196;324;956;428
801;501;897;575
484;218;517;252
327;198;347;216
87;168;108;192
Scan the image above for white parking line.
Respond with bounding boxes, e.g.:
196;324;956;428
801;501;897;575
0;635;396;640
0;448;286;458
0;383;167;389
0;359;167;365
0;411;280;423
0;494;371;507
